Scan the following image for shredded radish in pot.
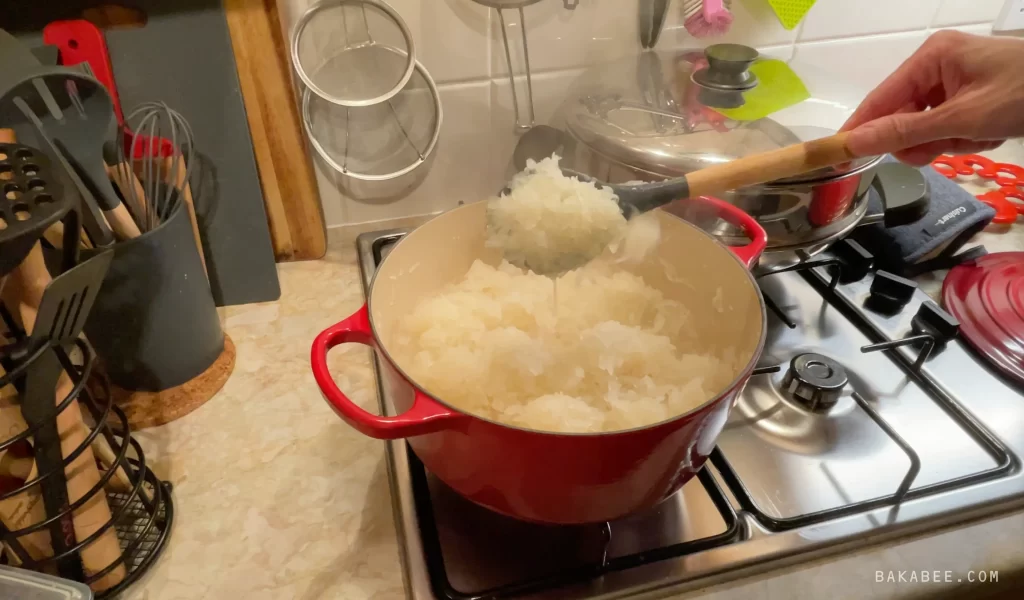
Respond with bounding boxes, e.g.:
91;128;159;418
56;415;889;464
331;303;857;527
391;259;734;434
485;155;628;275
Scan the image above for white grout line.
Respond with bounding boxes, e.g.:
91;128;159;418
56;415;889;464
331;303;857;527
796;26;934;45
926;0;946;29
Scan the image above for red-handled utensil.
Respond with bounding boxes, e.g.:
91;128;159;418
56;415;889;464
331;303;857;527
43;20;173;160
42;21;122;122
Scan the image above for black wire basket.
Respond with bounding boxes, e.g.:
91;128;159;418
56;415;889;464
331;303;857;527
0;304;175;596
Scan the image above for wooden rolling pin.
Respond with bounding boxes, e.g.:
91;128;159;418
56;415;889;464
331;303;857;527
0;365;53;566
0;129;127;591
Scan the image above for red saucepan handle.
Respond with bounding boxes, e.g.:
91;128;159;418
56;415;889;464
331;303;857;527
692;196;768;268
311;304;467;440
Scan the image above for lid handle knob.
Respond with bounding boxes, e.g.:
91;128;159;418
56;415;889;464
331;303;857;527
693;43;760;92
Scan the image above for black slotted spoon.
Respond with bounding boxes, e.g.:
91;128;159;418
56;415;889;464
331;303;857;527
0;142;76;277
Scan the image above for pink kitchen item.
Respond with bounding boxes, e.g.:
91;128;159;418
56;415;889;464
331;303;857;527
684;0;734;38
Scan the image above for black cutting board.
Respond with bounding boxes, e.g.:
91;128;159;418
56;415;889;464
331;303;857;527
3;0;281;306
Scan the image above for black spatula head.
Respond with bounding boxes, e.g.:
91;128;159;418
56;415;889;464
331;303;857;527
31;249;113;347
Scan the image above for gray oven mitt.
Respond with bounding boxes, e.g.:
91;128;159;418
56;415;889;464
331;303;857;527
850;156;995;276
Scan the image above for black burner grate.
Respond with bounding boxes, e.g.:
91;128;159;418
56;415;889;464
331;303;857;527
409;448;744;600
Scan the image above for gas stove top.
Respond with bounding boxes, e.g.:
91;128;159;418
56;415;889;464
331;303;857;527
356;229;1024;600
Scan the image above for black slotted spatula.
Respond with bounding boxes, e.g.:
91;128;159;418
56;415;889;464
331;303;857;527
17;250;112;580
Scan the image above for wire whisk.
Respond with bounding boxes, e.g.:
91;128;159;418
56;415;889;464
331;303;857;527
114;102;196;232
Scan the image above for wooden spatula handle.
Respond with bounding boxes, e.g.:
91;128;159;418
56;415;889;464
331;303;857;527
685;132;857;199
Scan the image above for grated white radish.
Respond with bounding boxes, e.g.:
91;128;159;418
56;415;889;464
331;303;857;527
391;260;734;434
485;155;628;275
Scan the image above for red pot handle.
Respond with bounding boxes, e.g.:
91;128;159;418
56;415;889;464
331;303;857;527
311;305;466;440
693;196;768;269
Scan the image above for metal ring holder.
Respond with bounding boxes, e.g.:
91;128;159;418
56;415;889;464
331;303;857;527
291;0;417;107
292;0;443;193
301;59;442;182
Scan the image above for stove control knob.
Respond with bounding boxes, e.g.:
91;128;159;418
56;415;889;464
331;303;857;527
868;270;918;312
912;300;960;346
831;238;874;283
781;353;848;413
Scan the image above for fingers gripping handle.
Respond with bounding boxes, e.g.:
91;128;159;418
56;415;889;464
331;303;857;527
311;305;465;440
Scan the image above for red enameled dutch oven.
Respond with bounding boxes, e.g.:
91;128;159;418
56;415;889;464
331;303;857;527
312;196;767;525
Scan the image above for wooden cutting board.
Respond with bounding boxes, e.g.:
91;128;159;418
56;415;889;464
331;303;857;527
223;0;327;262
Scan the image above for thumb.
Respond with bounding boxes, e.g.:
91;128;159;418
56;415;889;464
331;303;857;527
846;108;958;157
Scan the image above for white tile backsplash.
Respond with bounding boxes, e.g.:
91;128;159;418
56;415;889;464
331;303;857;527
314;81;495;225
756;44;795;61
276;0;1007;227
792;31;929;91
489;0;639;77
411;0;491;83
947;23;996;36
799;0;941;41
932;0;1006;27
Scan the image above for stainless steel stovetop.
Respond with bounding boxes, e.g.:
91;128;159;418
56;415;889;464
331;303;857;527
357;229;1024;600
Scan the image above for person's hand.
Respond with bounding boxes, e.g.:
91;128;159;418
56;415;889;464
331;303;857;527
840;31;1024;166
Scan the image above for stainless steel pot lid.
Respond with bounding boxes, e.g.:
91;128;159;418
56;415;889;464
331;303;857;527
559;44;881;185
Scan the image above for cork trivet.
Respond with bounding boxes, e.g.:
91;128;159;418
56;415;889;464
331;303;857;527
103;334;235;430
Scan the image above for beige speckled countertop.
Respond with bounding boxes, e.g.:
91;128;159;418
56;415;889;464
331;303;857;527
123;164;1024;599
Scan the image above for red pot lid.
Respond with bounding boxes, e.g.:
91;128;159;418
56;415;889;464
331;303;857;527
942;252;1024;384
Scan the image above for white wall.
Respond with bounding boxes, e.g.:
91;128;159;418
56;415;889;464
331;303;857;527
280;0;1007;228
